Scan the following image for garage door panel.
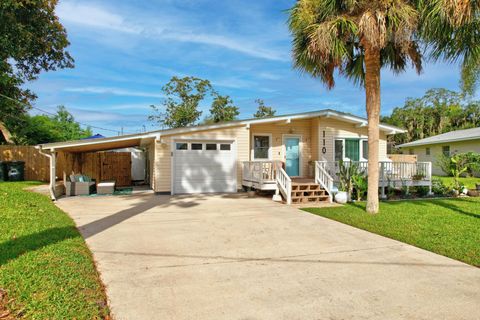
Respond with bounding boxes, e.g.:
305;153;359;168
174;163;235;173
173;141;236;194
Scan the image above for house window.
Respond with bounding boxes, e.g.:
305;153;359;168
253;135;270;159
426;147;430;156
191;143;203;150
176;143;187;150
334;140;343;161
220;144;231;151
442;146;450;156
206;143;217;150
409;149;414;155
362;140;368;160
344;139;360;161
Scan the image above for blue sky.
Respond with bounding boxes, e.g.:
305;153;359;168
29;0;464;136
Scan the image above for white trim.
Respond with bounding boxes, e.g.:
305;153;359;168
251;133;273;161
282;134;303;177
36;134;158;151
333;137;368;162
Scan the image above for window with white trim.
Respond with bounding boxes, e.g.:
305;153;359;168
253;135;270;159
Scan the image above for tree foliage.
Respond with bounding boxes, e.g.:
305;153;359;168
0;0;73;142
207;94;239;123
149;76;213;128
253;99;276;118
382;88;480;146
4;106;92;145
150;76;242;128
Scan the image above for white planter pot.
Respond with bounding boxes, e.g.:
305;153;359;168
335;191;348;204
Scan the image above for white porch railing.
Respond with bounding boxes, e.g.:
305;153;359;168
315;161;334;203
317;160;433;196
276;162;292;204
242;161;279;183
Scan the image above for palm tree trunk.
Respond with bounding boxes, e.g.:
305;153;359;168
0;120;14;144
364;44;381;214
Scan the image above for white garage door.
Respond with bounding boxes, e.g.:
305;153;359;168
173;141;237;194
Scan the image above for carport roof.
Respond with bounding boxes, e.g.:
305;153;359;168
37;109;405;152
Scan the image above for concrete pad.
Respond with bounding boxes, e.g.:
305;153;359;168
56;193;480;320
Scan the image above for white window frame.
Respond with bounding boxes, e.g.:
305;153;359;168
251;133;272;160
333;137;368;162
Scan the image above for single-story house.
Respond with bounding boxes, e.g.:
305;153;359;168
398;127;480;176
37;109;432;203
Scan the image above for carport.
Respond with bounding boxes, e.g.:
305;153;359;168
36;132;159;200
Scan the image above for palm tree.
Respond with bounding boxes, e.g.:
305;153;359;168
288;0;479;213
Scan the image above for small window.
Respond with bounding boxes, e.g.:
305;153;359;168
191;143;203;150
334;139;343;161
176;143;187;150
206;143;217;150
426;147;430;156
442;146;450;156
253;135;270;159
362;140;368;160
220;144;231;151
409;149;414;155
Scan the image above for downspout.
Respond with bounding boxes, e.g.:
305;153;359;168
36;146;57;201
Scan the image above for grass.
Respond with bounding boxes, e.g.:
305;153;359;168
303;198;480;267
0;182;109;319
433;175;480;189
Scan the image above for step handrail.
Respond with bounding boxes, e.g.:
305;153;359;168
275;163;292;204
315;161;334;203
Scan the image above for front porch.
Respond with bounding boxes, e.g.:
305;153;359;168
242;160;433;204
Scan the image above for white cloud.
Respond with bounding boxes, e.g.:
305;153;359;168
56;1;288;62
64;86;163;98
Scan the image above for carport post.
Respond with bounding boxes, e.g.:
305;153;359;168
49;150;56;200
36;147;57;201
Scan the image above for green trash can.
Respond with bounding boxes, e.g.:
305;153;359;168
6;161;25;181
0;161;6;182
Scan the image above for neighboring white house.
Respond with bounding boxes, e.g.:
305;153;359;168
398;127;480;176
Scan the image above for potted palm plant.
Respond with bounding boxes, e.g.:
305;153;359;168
335;160;359;203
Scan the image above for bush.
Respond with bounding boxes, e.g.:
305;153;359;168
415;186;430;197
432;178;450;196
437;152;480;178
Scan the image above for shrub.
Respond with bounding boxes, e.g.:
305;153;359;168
432;178;449;196
415;186;430;197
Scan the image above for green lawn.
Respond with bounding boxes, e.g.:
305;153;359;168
0;182;109;319
433;175;480;189
303;198;480;267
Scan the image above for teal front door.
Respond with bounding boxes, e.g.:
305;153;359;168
285;137;300;176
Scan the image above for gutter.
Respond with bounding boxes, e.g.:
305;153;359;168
36;146;56;201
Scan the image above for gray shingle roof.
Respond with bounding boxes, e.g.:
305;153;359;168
398;127;480;148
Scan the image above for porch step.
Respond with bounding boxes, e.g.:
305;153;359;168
289;180;330;204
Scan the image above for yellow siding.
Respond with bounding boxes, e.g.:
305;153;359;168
153;125;249;192
250;119;314;177
310;118;319;162
318;117;388;161
408;139;480;176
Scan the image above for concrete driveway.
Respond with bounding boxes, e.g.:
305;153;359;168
56;193;480;320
